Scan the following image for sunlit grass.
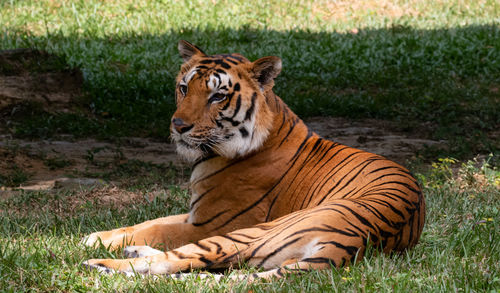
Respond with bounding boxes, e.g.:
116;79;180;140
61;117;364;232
1;0;498;35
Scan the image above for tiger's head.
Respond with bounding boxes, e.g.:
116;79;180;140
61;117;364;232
171;40;282;163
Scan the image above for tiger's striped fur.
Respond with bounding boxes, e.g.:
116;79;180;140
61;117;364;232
83;40;425;280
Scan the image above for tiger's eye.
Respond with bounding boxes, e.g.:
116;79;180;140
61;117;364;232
209;93;227;104
179;84;188;95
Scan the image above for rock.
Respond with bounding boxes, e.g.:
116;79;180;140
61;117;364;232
54;178;107;189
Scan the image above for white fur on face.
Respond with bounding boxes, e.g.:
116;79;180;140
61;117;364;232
215;99;269;158
173;140;205;163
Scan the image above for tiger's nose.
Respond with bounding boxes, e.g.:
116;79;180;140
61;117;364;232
171;118;194;134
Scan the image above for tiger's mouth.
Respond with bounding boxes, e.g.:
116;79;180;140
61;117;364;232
175;136;214;154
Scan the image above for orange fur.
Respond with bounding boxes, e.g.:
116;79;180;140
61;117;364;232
83;41;425;280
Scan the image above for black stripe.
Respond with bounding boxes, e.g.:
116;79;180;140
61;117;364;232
220;235;251;245
334;203;377;232
207;240;223;255
284;226;358;240
190;186;216;209
301;257;336;266
257;237;302;267
230;95;242;119
322;223;361;237
221;115;240;126
362;189;412;206
367;166;400;175
200;59;215;64
239;127;249;137
227;54;244;62
170;250;188;258
278;117;300;147
213;72;221;85
198;256;213;266
370;172;414;183
345;221;370;239
289;128;313;162
194;241;212;252
192;209;229;226
248;215;317;260
277;111;287;135
317;240;359;256
214;59;231;69
225;58;239;65
276;268;284;277
192;154;218;170
315;153;369;204
221;93;236;111
245;93;257;121
364;197;406;220
228;232;260;240
369;181;420;194
352;200;397;229
215;119;224;128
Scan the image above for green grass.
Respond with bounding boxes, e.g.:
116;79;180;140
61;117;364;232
0;158;498;292
0;0;499;159
0;1;499;291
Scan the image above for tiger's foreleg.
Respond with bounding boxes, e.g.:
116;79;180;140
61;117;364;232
83;233;251;275
83;205;368;277
82;214;209;251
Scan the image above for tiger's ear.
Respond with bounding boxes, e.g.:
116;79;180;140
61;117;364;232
251;56;282;90
178;40;207;62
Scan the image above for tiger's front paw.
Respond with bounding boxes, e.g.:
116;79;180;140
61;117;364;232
82;260;138;277
81;232;104;247
81;230;125;249
82;258;150;275
82;260;116;274
123;246;163;258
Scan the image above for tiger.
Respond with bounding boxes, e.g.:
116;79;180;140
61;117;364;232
82;40;425;280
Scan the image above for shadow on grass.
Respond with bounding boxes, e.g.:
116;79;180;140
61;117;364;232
1;25;499;160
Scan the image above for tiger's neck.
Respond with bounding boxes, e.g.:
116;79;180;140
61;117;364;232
188;91;317;227
260;91;314;152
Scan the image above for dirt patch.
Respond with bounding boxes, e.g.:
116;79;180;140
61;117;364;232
0;49;443;192
0;121;442;191
0;48;84;132
306;117;442;165
0;136;181;189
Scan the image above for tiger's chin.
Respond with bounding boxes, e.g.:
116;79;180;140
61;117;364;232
175;136;267;164
175;142;205;163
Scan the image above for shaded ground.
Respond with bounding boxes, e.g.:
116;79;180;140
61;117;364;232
0;49;84;131
0;49;443;191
